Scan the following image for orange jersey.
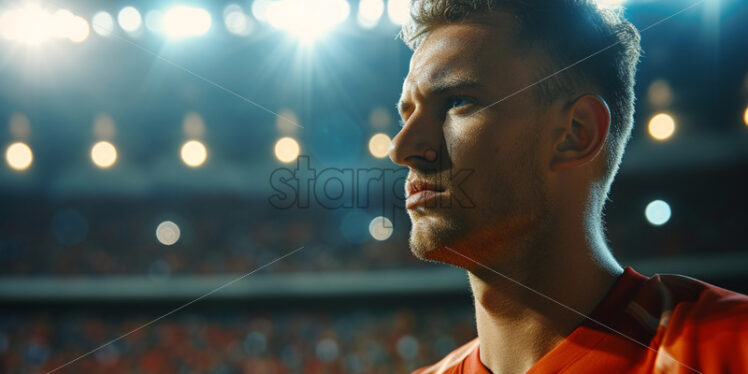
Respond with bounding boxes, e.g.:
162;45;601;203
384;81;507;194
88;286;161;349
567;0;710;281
413;267;748;373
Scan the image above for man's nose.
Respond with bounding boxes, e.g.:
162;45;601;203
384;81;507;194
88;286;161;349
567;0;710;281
389;110;443;169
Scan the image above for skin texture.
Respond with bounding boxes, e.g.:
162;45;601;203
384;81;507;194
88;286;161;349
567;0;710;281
390;15;623;374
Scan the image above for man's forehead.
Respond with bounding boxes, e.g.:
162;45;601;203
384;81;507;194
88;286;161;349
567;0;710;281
402;21;517;93
407;28;489;80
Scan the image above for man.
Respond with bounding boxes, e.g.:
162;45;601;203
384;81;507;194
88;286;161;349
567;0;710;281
389;1;748;373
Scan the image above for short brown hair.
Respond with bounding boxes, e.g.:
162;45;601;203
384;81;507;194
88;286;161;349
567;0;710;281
401;0;641;204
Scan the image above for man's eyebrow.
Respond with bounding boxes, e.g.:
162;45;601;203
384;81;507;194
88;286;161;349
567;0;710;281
428;77;485;95
396;77;485;116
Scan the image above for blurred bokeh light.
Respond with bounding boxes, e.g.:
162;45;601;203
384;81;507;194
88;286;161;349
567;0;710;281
91;141;118;169
274;137;300;163
223;4;254;36
368;133;391;158
91;11;114;36
357;0;384;29
647;79;673;108
5;142;33;171
369;216;393;241
648;112;676;141
386;0;408;25
118;6;142;33
266;0;349;44
645;200;672;226
156;220;181;245
163;6;211;39
181;140;208;167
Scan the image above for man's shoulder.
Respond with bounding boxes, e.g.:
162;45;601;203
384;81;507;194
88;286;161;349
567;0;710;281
631;272;748;371
411;338;481;374
642;272;748;321
657;273;748;328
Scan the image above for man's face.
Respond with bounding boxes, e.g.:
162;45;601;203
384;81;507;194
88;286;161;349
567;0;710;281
391;18;553;267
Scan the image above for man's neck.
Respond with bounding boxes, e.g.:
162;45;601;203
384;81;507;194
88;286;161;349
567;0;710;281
467;235;622;374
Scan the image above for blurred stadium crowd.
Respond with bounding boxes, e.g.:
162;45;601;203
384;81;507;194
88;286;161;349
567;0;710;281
1;306;474;374
1;160;745;277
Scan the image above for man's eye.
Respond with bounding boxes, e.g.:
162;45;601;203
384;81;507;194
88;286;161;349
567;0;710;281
447;96;473;110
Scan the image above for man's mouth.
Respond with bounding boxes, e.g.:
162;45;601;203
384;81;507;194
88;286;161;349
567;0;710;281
405;180;447;209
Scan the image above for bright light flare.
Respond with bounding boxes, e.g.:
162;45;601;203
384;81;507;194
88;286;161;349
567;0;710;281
1;4;53;44
66;15;89;42
163;6;211;38
181;140;207;167
266;0;349;44
92;11;114;36
5;142;33;171
156;221;180;245
387;0;409;26
645;200;671;226
224;4;253;36
743;105;748;127
358;0;384;29
91;141;117;168
118;6;142;33
596;0;627;9
368;133;391;158
274;137;300;163
648;113;676;141
0;5;89;44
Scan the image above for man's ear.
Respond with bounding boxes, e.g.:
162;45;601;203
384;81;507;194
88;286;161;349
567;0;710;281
551;94;610;172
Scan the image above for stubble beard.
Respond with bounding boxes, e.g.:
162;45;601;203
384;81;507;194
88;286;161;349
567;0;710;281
406;164;548;272
408;210;469;263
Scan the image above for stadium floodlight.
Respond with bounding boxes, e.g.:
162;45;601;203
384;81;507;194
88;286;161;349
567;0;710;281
0;4;53;45
357;0;384;29
181;140;208;167
386;0;408;26
645;200;671;226
0;5;89;44
596;0;627;10
118;6;142;33
648;112;676;141
66;15;90;42
156;221;181;245
252;0;272;23
5;142;33;171
91;141;118;169
162;6;212;39
92;11;115;37
266;0;350;44
51;9;89;42
368;133;391;158
223;4;253;36
274;137;300;163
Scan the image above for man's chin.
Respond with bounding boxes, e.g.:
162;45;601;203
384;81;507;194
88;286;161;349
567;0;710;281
408;217;467;264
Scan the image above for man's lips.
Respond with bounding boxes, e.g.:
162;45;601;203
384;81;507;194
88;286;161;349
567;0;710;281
405;180;446;209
